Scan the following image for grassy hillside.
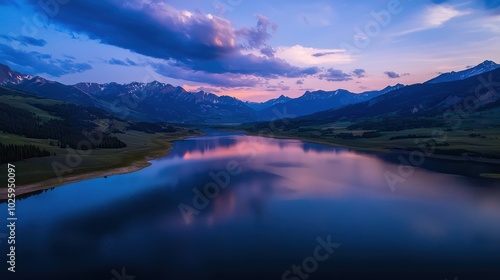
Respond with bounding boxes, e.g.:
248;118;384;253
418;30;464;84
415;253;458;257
235;69;500;178
0;87;201;195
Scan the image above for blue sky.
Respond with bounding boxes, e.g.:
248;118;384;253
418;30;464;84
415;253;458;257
0;0;499;101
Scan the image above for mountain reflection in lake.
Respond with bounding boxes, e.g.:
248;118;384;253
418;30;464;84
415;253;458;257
1;132;500;280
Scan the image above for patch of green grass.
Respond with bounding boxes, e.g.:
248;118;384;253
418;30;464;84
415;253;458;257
0;129;200;187
0;94;63;122
481;173;500;179
238;119;500;160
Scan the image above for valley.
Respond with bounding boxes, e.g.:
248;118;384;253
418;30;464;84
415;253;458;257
0;60;499;196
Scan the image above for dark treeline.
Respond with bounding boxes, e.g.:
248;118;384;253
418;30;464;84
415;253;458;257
127;122;177;133
389;134;434;140
348;118;445;131
0;103;126;150
0;143;51;164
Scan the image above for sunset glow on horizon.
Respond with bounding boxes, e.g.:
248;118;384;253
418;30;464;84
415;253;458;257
1;0;499;101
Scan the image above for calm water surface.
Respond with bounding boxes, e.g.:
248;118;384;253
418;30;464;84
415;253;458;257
1;131;500;280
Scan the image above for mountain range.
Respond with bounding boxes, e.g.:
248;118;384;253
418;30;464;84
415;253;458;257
302;66;500;125
0;60;497;124
425;60;499;84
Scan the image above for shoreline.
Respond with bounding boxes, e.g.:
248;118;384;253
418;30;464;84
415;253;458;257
0;132;198;200
237;130;500;178
0;161;152;199
2;129;498;200
239;130;500;164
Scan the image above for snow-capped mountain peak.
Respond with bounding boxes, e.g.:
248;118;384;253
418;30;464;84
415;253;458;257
426;60;499;84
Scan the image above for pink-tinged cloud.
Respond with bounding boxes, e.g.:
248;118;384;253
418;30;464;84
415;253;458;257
26;0;318;83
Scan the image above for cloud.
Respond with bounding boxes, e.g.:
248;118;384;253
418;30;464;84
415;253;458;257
302;16;309;25
260;46;276;58
183;85;222;93
311;51;340;57
153;62;262;88
108;57;139;66
108;58;128;66
0;34;46;47
54;1;237;60
167;52;320;79
22;0;315;82
384;71;400;78
125;58;138;66
265;81;291;92
352;68;367;78
482;15;500;32
237;14;277;50
296;79;304;85
275;45;351;66
318;68;352;82
432;0;500;13
395;5;470;36
425;5;469;27
0;43;91;77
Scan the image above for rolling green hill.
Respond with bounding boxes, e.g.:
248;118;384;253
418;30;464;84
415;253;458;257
236;68;500;169
0;86;200;191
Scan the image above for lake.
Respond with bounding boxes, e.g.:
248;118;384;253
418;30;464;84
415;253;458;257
1;131;500;280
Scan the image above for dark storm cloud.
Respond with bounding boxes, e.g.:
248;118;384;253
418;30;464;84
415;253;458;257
168;53;320;79
153;62;262;88
23;0;315;80
0;43;91;76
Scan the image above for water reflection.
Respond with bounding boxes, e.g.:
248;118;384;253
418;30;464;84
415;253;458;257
1;132;500;280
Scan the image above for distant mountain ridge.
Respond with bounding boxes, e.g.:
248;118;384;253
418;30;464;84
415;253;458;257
74;81;257;123
0;64;96;106
426;60;500;84
257;84;405;119
246;95;292;111
1;60;497;123
302;67;500;123
0;63;406;123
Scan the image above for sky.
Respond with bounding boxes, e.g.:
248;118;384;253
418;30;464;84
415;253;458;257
0;0;499;102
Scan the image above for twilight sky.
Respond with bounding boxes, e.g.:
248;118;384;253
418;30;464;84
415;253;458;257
0;0;499;101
